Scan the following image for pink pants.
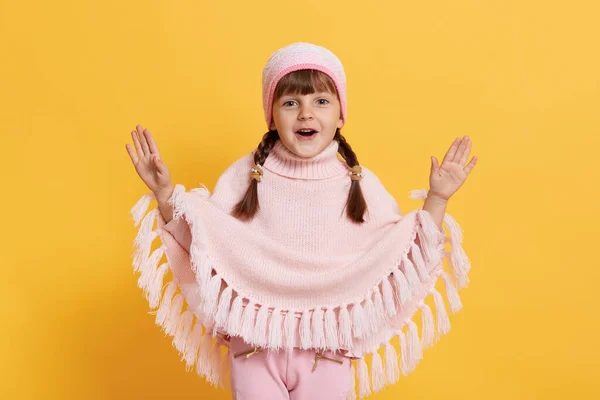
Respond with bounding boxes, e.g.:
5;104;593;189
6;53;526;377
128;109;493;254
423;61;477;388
228;336;353;399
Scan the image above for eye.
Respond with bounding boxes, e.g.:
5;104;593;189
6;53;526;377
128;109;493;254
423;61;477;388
283;100;297;107
317;99;330;105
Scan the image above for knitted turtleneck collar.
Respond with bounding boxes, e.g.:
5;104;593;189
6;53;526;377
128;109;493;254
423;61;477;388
263;139;349;180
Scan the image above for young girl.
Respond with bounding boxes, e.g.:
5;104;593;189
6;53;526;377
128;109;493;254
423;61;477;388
126;42;477;400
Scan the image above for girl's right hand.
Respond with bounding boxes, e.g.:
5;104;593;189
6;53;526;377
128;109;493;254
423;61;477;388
125;125;174;200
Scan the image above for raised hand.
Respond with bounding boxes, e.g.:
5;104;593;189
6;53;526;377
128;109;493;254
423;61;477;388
429;136;478;201
125;125;174;199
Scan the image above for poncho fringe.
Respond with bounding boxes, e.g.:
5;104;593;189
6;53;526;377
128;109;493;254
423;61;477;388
130;185;471;399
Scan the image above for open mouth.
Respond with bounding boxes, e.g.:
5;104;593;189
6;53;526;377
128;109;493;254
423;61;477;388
295;129;318;138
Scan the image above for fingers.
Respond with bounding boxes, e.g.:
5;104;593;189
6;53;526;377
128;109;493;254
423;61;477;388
457;137;472;166
443;136;473;165
131;129;144;157
136;125;150;154
144;128;161;156
153;154;165;174
463;156;478;175
452;136;469;164
130;124;159;159
431;156;439;173
125;143;139;164
441;137;460;165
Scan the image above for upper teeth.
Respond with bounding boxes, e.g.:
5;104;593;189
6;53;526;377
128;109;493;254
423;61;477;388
299;130;314;132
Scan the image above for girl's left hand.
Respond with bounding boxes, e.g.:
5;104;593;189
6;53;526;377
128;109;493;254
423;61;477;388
429;136;478;201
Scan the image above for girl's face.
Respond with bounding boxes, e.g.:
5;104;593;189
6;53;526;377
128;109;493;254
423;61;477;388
271;91;344;159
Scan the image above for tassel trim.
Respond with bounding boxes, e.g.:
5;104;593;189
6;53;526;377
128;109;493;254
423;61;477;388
130;186;472;396
130;191;229;390
347;280;461;399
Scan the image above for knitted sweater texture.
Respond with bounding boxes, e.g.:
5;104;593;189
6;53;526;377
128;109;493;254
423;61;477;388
130;139;472;399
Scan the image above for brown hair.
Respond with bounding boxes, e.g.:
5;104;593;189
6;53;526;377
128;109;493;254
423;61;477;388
232;69;368;223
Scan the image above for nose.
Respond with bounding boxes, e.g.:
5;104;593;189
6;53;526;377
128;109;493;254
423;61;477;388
298;104;314;120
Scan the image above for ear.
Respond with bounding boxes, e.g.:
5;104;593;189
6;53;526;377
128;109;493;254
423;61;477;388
337;115;345;129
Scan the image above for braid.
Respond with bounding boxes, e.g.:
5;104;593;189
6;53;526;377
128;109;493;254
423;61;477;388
335;130;359;167
334;129;368;223
254;130;279;167
231;130;279;221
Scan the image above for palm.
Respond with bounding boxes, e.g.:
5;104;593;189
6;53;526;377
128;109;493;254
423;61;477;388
125;125;172;195
429;136;477;201
136;152;166;187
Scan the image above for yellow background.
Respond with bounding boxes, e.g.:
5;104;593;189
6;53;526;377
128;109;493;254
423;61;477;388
1;0;598;399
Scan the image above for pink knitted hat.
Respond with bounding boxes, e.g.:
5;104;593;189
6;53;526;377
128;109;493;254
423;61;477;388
262;42;347;130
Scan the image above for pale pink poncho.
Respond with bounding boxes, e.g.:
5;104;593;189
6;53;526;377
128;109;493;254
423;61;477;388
130;139;471;399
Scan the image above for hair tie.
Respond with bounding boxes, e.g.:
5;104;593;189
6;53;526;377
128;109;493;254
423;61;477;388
349;165;363;181
251;164;263;182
